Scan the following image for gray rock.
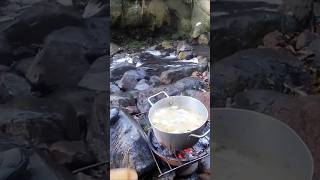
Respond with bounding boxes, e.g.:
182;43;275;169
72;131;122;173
0;148;29;180
0;73;32;98
134;79;150;91
26;41;90;91
45;26;104;61
0;83;11;104
110;65;136;81
160;66;199;84
110;83;121;93
0;1;82;45
49;141;95;168
0;108;65;144
110;92;135;108
28;150;77;180
212;48;312;107
212;0;304;60
78;56;107;91
174;77;204;91
13;57;34;77
296;30;320;50
307;39;320;68
86;93;108;161
149;75;161;87
177;41;192;53
0;33;12;66
117;68;146;90
84;17;108;56
110;108;155;175
0;97;81;141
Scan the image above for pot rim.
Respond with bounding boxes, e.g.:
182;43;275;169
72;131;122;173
148;95;209;135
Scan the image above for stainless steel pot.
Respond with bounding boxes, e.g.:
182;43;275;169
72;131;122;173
148;91;209;151
213;108;314;180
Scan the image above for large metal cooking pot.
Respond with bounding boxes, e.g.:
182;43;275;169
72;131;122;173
148;91;210;151
213;108;314;180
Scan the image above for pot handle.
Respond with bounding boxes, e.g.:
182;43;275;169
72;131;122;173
189;129;210;138
147;91;169;106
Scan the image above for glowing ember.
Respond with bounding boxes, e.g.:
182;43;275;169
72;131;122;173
176;148;194;159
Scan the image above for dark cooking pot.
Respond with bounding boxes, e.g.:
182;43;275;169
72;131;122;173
148;91;209;151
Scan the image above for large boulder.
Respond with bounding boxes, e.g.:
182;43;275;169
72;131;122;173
0;73;32;98
0;108;65;144
0;97;81;141
212;0;312;60
44;26;105;61
26;41;90;92
212;48;312;107
86;93;108;161
110;108;155;176
0;1;82;45
78;56;107;91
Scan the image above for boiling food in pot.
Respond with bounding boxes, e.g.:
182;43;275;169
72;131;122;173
151;106;204;133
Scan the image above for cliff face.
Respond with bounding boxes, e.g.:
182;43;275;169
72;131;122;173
110;0;210;38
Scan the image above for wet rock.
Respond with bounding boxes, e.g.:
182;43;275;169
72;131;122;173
45;26;104;61
161;41;174;49
160;66;199;84
0;33;12;66
0;108;65;144
296;30;320;50
28;150;77;180
86;93;108;161
149;75;161;87
49;141;94;168
137;85;181;113
110;108;155;175
110;92;135;108
153;171;175;180
0;1;82;45
26;41;90;92
117;68;146;90
78;56;106;91
174;77;204;91
13;57;34;77
197;56;208;69
262;30;285;48
135;79;150;91
212;48;312;107
110;64;136;81
13;46;37;60
1;97;81;141
0;73;32;98
110;83;121;93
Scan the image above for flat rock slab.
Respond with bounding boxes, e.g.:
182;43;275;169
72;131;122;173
110;108;155;176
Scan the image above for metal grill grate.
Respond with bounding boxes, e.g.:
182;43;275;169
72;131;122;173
133;112;210;177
